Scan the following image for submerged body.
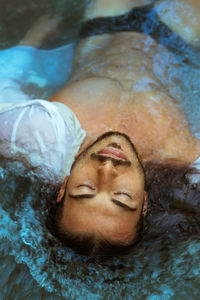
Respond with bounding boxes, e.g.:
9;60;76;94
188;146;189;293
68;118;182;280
51;0;200;166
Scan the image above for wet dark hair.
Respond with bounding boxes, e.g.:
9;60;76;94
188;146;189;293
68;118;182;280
46;197;144;257
46;160;200;256
143;162;200;241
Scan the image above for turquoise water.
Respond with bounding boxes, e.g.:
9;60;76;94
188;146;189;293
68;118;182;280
1;161;200;299
1;0;200;299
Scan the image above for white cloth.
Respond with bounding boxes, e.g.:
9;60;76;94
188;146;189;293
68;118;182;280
0;98;86;183
0;45;86;183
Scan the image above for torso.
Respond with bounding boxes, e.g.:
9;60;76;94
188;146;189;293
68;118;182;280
51;28;200;165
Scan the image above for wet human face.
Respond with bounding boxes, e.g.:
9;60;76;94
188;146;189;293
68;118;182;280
58;132;147;245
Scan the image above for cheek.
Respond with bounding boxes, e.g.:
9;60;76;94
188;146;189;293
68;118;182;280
62;201;138;245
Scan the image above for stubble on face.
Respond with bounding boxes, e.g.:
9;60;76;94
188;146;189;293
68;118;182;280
58;131;146;245
71;131;144;174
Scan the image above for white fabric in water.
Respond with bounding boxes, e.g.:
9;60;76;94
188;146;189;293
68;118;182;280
0;79;30;102
0;99;86;183
0;43;86;182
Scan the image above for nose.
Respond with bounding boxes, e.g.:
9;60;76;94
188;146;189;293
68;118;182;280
97;160;118;185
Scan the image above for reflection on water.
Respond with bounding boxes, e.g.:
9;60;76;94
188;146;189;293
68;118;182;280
1;0;200;299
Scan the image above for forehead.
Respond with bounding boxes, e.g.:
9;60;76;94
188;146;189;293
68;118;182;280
62;196;138;244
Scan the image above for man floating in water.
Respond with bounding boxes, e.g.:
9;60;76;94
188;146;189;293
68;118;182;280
0;0;200;256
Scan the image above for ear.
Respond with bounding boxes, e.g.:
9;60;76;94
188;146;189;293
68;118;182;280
56;176;69;203
142;191;148;216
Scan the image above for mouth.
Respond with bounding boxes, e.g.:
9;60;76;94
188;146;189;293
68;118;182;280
97;147;127;160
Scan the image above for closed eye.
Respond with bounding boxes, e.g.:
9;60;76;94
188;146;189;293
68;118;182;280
113;192;132;200
111;199;137;211
77;184;96;190
68;193;136;211
68;193;95;199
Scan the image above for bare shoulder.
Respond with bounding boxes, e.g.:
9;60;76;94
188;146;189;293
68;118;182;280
50;77;121;106
50;77;122;135
119;90;200;165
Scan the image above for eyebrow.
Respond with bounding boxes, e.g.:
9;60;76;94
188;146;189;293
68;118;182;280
68;193;137;211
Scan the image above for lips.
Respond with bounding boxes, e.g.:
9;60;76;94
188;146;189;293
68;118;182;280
97;147;127;160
